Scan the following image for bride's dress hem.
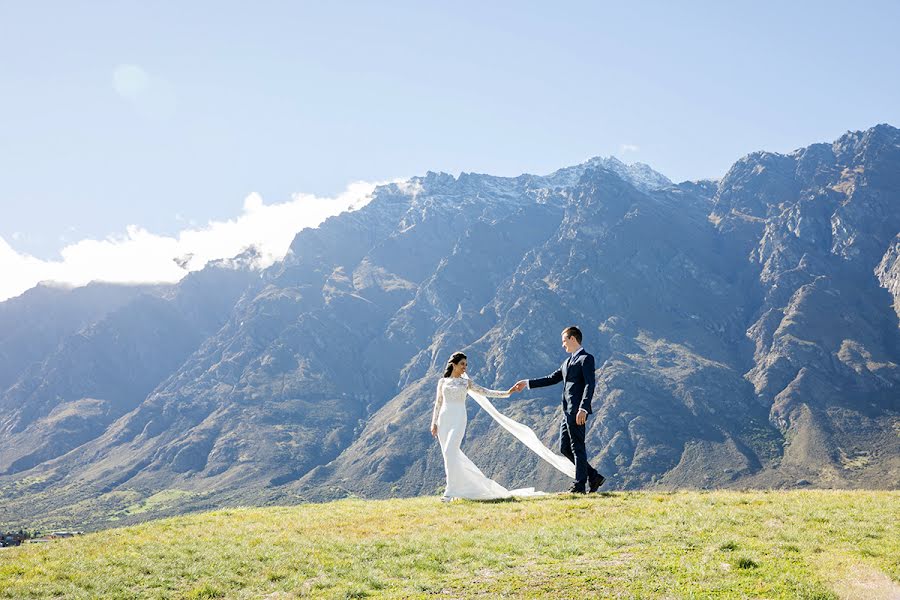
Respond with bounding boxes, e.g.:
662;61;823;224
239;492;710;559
439;487;548;502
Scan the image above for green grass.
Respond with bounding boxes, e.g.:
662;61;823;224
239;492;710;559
1;490;897;599
123;489;197;516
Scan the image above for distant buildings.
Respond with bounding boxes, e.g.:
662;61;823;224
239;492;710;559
0;531;26;547
0;530;83;546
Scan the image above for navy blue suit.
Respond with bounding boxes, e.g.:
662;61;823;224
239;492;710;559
528;348;600;488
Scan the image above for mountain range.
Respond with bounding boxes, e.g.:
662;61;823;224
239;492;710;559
1;125;898;530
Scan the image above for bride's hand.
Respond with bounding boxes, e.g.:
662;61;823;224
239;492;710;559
507;385;518;395
430;423;438;437
509;381;526;394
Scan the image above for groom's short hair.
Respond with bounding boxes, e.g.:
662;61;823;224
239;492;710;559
562;326;582;344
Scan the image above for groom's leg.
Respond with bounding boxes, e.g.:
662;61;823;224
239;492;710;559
559;418;575;464
565;414;589;487
566;415;598;478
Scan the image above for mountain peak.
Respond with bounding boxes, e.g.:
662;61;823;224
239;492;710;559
543;155;673;192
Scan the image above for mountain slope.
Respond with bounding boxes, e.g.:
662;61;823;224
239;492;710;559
0;282;160;391
0;130;898;530
0;260;258;479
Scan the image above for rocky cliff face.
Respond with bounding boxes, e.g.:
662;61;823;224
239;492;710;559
714;125;900;485
1;127;897;529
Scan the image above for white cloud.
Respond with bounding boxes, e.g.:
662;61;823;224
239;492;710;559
0;180;387;302
620;144;640;154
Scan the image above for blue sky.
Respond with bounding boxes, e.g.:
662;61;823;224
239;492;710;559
1;1;898;298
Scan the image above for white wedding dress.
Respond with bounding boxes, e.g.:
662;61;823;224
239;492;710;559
431;375;576;500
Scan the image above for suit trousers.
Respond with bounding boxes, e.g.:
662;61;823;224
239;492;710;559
560;413;598;488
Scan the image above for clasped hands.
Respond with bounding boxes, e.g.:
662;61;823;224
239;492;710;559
506;380;528;395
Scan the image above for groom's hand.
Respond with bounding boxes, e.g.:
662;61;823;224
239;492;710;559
576;409;587;426
513;380;528;393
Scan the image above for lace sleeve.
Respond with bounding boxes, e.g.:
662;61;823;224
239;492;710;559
431;378;444;428
467;379;511;399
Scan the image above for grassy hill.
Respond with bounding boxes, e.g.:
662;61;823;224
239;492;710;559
1;491;896;599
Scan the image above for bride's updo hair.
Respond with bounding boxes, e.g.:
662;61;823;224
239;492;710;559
443;352;467;378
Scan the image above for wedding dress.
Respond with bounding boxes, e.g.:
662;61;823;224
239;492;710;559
431;375;576;500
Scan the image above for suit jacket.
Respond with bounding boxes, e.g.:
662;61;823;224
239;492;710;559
528;348;596;416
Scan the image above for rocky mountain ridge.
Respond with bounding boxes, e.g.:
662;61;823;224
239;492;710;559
1;128;897;529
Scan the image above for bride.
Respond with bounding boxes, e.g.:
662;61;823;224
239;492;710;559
430;351;576;501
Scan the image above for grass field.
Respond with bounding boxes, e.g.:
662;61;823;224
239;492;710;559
0;490;896;599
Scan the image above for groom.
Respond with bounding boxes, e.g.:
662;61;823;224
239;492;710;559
514;326;605;493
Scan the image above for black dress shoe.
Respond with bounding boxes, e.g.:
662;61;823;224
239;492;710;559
589;472;606;493
566;484;587;494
